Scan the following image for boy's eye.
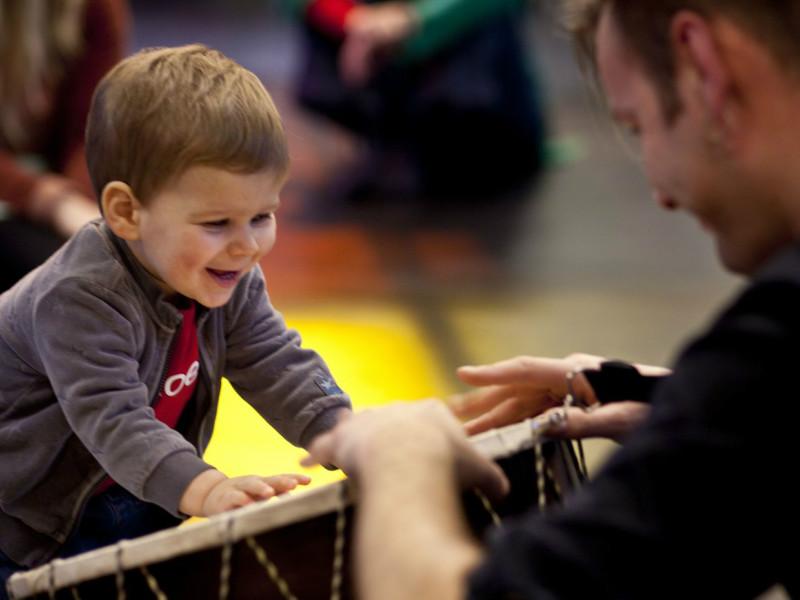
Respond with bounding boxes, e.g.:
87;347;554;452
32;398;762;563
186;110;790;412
252;213;274;225
202;219;228;228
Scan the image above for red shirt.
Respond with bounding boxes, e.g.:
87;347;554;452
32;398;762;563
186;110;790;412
306;0;356;38
153;302;199;429
95;302;199;494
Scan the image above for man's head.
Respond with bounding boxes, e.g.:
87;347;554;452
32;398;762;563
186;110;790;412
86;45;289;307
565;1;800;274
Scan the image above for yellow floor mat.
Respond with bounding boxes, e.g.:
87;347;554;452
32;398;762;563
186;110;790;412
202;303;452;490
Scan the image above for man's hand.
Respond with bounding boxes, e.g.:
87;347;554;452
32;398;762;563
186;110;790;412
303;400;509;501
450;354;605;436
540;402;651;442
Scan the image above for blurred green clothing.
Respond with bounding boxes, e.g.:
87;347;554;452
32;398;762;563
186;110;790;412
283;0;526;62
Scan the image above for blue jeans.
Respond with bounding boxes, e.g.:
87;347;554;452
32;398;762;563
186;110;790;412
1;486;180;599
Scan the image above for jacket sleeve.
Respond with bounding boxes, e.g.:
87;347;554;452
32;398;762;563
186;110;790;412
468;278;799;599
34;278;212;516
401;0;525;62
223;268;351;448
284;0;525;62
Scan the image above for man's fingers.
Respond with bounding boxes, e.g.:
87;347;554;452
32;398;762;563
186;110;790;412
303;430;337;467
457;357;565;386
541;402;651;441
463;400;527;436
456;444;510;502
474;460;510;502
448;385;513;419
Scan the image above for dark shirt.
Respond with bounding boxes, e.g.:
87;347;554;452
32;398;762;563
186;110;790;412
468;242;800;599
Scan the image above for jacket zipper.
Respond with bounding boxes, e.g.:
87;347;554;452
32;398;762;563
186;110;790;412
153;313;182;407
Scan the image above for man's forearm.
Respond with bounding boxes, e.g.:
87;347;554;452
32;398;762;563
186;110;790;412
355;430;483;600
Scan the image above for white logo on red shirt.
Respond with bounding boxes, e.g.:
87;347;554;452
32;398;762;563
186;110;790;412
163;360;199;397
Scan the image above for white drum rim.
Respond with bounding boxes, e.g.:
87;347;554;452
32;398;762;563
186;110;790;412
7;418;549;598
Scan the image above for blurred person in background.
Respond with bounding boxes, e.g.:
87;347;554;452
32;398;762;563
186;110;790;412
0;0;129;292
286;0;547;201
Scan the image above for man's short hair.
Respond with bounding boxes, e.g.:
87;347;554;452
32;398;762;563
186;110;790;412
86;44;289;203
564;0;800;122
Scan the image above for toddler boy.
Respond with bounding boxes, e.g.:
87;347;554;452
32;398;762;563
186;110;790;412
0;44;351;593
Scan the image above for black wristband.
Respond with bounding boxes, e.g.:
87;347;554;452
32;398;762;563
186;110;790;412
582;360;664;404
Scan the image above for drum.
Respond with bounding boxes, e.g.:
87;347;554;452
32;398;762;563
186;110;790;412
7;417;585;600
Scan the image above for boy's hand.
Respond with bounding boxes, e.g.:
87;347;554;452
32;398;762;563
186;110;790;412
180;470;311;517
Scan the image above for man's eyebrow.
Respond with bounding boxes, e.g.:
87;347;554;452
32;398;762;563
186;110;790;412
609;106;635;122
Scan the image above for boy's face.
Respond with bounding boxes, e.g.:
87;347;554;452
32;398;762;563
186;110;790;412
128;165;282;308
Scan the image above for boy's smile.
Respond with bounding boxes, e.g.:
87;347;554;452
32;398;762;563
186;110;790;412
124;165;283;307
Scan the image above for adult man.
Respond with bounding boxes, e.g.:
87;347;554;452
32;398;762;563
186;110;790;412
306;1;800;598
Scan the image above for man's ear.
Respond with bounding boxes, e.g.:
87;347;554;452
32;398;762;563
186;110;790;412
102;181;142;240
670;11;736;127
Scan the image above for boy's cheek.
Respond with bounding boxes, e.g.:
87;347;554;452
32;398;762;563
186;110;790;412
257;231;278;257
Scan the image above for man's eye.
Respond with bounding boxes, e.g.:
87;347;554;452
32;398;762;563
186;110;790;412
252;213;273;224
620;121;641;138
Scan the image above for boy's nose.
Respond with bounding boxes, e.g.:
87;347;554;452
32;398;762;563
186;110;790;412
229;229;260;256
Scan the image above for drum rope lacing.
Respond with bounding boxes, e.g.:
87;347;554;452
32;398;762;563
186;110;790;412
222;483;348;600
50;405;588;600
53;485;348;600
115;542;126;600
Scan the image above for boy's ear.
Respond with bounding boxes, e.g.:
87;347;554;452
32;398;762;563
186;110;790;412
102;182;142;240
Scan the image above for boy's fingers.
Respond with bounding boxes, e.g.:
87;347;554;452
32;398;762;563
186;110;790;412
263;474;311;493
222;489;254;511
235;477;275;499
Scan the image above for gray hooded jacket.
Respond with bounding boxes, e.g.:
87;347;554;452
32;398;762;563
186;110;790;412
0;221;350;566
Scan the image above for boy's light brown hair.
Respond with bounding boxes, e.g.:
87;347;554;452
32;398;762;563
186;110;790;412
86;44;289;203
564;0;800;122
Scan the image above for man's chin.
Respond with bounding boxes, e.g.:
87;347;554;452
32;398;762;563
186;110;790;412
717;241;775;277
